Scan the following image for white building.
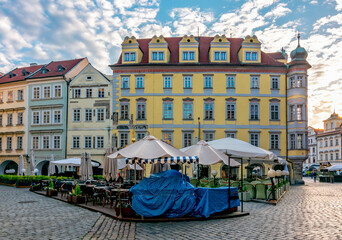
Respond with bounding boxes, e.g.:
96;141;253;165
304;126;322;168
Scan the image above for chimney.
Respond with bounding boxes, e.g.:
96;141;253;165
30;63;38;66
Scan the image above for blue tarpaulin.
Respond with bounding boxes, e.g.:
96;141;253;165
130;170;240;218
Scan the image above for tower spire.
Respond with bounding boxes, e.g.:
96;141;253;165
297;32;301;47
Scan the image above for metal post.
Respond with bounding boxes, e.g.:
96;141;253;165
197;163;200;187
240;158;243;212
228;155;231;211
198;117;201;141
134;161;137;185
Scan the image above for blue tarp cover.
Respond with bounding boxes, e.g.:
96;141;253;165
130;170;240;218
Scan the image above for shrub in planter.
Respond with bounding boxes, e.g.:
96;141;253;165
238;191;251;202
70;184;85;204
46;181;58;196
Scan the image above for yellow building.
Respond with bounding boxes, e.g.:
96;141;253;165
110;34;310;183
0;64;44;174
67;63;112;168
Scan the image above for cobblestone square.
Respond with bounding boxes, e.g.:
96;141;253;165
1;179;342;240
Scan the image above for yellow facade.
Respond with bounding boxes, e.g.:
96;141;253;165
238;35;261;64
121;36;143;64
148;35;170;63
209;35;230;63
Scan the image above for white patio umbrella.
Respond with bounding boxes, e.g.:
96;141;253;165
181;140;240;166
30;150;36;175
48;154;55;176
103;148;112;181
207;138;277;161
328;164;342;171
86;153;93;180
79;153;87;180
18;154;25;176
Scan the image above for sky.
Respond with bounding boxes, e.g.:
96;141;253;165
0;0;341;128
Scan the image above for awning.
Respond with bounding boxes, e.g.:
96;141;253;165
125;156;199;164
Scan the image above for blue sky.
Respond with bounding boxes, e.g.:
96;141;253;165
0;0;341;128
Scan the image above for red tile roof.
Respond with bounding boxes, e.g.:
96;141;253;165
115;37;285;66
30;58;85;79
268;52;285;59
0;64;44;84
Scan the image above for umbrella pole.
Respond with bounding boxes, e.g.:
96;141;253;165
228;156;231;212
134;162;137;185
240;158;243;212
197;163;199;187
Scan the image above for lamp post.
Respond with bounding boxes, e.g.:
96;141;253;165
267;169;276;200
198;117;201;141
212;169;218;187
275;169;282;187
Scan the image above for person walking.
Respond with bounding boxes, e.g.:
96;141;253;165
313;171;317;183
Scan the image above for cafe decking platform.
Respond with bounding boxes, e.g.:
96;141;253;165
33;190;249;222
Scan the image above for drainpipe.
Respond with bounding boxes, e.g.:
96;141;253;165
63;77;71;159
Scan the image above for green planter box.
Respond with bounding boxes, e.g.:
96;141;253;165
238;192;251;202
47;189;58;197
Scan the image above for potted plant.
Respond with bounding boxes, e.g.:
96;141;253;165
115;202;136;218
46;181;58;196
238;186;251;202
71;184;85;204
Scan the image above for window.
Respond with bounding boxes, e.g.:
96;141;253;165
270;134;279;149
183;76;192;88
290;105;296;121
124;52;136;61
54;85;62;98
183;132;193;147
214;51;227;60
271;77;279;89
85;109;93;121
204;132;214;142
120;103;129;120
137;132;146;141
297;134;303;149
7;113;13;126
204;102;214;120
162;132;173;145
226;132;236;138
97;109;105;121
97;136;104;148
135;76;144;88
33;111;40;125
297;105;303;120
270;104;279;120
331;123;334;129
226;76;235;88
290;135;297;149
122;77;130;89
0;114;2;126
7;91;13;102
84;136;92;149
330;139;333;147
246;51;258;61
53;110;61;124
325;140;328;147
0;92;3;103
43;86;51;98
32;136;39;149
7;137;12;150
325;154;328;161
336;152;339;160
42;136;50;149
250;104;259;120
86;75;92;81
33;87;40;99
0;137;2;150
182;51;195;60
43;111;50;124
152;51;164;60
72;137;80;149
73;88;81;99
120;133;129;148
204;76;213;88
17;112;23;125
331;153;334;160
17;136;23;149
73;109;81;122
251;76;259;88
297;76;303;87
163;76;172;89
163;102;173;119
226;103;235;120
54;136;61;149
98;88;105;98
137;102;146;120
86;88;92;98
250;133;259;147
336;139;339;146
183;102;193;120
17;90;24;101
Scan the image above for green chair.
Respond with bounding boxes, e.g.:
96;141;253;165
230;181;240;189
251;181;261;184
219;180;229;187
244;183;256;199
255;183;267;199
199;179;210;187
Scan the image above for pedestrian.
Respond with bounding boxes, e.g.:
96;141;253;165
313;171;317;183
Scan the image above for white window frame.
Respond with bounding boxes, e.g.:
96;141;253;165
151;51;165;61
7;91;13;102
97;108;105;121
73;109;81;122
42;135;50;149
183;76;192;88
96;136;104;149
250;133;259;147
32;136;40;150
72;136;80;149
53;110;62;124
86;88;93;98
32;86;41;99
17;136;23;150
32;111;40;125
204;76;213;88
17;112;23;125
135;76;144;89
98;88;105;98
182;51;195;61
226;75;235;88
43;86;51;98
17;89;24;101
251;76;259;88
73;88;81;99
121;77;130;89
245;51;258;61
85;109;93;122
214;51;227;61
53;135;61;149
163;76;172;89
84;136;92;149
42;110;51;124
53;84;62;98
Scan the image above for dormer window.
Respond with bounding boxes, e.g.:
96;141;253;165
245;52;258;61
214;52;227;61
86;76;92;81
57;64;65;72
124;52;136;62
8;72;16;78
182;51;195;61
22;69;30;76
41;66;49;74
152;51;164;61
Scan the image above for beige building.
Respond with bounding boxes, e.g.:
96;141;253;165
316;112;342;165
67;63;112;168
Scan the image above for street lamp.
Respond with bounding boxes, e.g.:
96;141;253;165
212;169;218;187
198;117;201;141
267;169;276;200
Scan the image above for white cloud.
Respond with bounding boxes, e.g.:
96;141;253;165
264;3;292;21
334;0;342;11
310;0;318;5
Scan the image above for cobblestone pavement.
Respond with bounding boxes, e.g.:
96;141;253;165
0;185;100;240
2;179;342;240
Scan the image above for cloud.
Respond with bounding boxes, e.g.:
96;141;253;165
264;3;292;21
